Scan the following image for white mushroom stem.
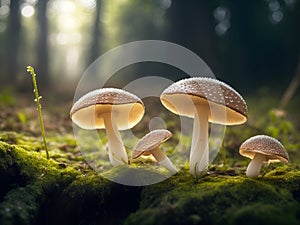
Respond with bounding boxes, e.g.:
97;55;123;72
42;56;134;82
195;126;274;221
103;112;128;166
246;153;266;178
190;105;209;176
151;147;178;173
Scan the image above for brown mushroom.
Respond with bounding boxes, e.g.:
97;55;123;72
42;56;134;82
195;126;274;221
70;88;145;166
239;135;289;178
131;129;177;173
160;77;247;175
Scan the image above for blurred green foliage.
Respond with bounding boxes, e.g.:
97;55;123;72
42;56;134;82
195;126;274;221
265;110;294;144
17;112;27;124
0;88;15;107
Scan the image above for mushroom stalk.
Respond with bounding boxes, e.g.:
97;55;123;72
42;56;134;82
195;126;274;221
246;153;266;178
103;112;128;166
152;147;178;173
190;105;209;175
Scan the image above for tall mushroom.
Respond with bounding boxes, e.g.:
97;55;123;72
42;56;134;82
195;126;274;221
70;88;145;166
131;129;177;173
160;77;247;175
239;135;289;178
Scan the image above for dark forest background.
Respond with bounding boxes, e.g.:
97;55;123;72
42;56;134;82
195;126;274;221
0;0;300;99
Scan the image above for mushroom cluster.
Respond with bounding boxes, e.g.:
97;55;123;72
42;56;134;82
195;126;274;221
70;88;175;172
70;77;289;178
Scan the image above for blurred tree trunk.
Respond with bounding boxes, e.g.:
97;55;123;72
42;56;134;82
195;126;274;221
5;0;21;83
166;0;219;75
36;0;49;85
87;0;102;66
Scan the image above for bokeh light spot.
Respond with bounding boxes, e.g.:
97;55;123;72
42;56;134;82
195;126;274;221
21;4;35;18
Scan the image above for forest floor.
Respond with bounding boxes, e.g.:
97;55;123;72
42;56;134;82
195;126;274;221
0;86;300;225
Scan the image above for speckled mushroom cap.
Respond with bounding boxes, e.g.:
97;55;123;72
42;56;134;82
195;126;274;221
160;77;248;125
70;88;145;130
239;135;289;163
132;129;172;159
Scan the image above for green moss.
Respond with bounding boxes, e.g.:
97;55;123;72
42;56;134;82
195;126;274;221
102;164;171;186
0;133;142;225
1;131;300;225
35;173;142;225
227;203;300;225
0;184;42;225
125;167;300;225
0;134;81;225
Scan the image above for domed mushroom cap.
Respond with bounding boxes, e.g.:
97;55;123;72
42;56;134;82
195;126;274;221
160;77;248;125
132;129;172;159
70;88;145;130
239;135;289;163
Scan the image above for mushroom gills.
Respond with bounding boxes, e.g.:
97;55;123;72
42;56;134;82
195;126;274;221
246;153;266;178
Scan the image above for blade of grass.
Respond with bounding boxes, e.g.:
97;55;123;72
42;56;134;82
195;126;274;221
26;66;49;159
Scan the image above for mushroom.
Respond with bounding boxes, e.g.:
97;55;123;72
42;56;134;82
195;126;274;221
160;77;247;175
239;135;289;178
70;88;145;166
131;129;177;173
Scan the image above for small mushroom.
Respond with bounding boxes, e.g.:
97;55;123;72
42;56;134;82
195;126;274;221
131;129;177;173
70;88;145;166
160;77;247;175
239;135;289;178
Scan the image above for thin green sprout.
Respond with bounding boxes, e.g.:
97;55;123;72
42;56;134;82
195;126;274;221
26;66;49;159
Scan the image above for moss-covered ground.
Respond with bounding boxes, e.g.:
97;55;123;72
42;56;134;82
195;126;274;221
0;88;300;225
